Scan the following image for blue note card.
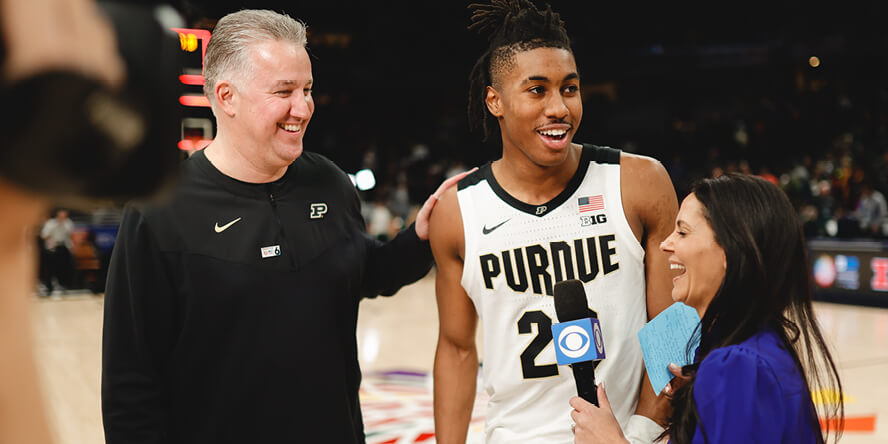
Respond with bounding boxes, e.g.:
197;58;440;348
637;302;701;396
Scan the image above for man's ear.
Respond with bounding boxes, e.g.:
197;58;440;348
485;85;503;118
214;80;237;117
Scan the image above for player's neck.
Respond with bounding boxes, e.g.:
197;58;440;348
491;143;582;206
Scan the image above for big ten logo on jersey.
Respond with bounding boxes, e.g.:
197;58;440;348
580;214;608;227
171;27;215;152
478;235;620;297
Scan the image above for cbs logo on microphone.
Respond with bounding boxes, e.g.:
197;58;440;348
552;318;606;365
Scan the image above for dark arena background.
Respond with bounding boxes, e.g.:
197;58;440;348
130;0;888;305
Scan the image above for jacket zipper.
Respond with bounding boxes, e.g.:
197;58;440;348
267;186;297;269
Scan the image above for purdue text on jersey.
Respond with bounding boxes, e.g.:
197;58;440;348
478;234;620;296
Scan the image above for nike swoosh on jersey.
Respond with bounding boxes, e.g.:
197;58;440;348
482;218;510;235
214;217;242;233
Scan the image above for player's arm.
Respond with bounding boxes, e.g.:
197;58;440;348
430;186;478;444
622;154;679;435
621;155;677;322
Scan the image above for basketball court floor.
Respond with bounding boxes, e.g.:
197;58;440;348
31;272;886;443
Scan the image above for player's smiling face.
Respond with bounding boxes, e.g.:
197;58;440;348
488;47;582;167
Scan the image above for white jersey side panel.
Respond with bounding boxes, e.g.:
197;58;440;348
457;146;647;444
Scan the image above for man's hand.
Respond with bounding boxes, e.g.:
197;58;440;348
414;167;477;240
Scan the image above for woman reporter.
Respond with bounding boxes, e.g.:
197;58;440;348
571;173;844;444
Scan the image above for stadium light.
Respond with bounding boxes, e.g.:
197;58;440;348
355;169;376;191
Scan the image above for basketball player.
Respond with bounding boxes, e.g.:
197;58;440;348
429;1;678;443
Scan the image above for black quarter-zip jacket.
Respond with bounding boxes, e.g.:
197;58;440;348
102;149;433;444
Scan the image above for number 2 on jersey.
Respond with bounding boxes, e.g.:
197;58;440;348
518;308;599;379
517;311;558;379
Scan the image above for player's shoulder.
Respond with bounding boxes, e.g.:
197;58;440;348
431;181;462;231
616;151;677;230
618;152;673;198
619;152;668;178
577;143;661;173
429;177;466;254
579;143;621;165
455;162;490;192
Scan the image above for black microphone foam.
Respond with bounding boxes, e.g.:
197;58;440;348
554;279;593;322
553;279;599;406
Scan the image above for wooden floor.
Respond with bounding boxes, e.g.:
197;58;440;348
30;273;887;443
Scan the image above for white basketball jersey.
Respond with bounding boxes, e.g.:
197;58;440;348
457;145;647;443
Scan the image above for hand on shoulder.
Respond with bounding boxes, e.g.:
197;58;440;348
415;168;476;241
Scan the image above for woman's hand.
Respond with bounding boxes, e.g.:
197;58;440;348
570;383;630;444
663;362;691;398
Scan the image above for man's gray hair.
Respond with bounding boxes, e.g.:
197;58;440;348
203;9;307;105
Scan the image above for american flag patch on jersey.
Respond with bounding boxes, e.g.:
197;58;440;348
578;195;605;213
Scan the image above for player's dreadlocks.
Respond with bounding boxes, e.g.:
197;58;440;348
467;0;572;142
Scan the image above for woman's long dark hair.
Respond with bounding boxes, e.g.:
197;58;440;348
466;0;571;142
665;174;843;444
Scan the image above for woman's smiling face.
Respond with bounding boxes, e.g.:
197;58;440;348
659;193;726;317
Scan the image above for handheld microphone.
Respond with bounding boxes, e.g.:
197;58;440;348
552;279;605;406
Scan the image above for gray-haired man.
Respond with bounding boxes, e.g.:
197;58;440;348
102;9;466;443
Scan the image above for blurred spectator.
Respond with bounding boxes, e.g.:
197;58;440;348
388;173;411;221
799;204;820;238
366;200;394;241
856;182;888;238
39;209;74;295
71;229;101;293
